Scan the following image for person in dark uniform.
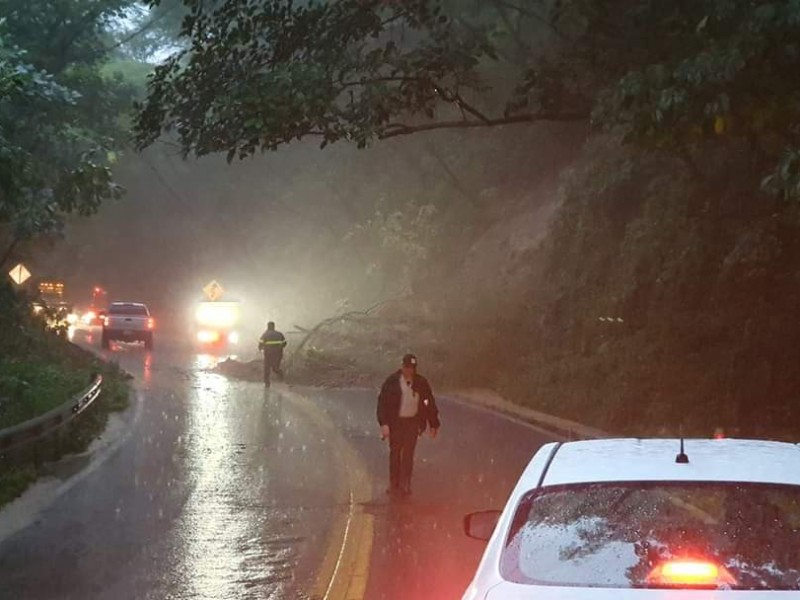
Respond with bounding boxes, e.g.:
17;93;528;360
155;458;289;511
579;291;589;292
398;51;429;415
377;353;440;497
258;321;287;386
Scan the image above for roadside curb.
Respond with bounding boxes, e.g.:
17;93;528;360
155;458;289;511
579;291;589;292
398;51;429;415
441;387;609;440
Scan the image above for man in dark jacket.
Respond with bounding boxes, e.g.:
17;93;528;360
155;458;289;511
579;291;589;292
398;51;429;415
258;321;287;386
377;353;440;497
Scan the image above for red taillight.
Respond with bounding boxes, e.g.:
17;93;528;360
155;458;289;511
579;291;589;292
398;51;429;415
647;559;737;588
148;318;155;329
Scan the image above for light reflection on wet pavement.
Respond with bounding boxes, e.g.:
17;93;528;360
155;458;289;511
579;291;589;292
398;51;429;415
176;359;296;599
0;329;553;600
0;334;338;600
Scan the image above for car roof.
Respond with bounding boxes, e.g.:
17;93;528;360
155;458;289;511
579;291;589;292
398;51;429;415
529;438;800;488
109;302;147;307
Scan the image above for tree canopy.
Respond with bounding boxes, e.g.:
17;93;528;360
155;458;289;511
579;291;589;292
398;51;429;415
135;0;800;200
0;0;175;264
134;0;586;160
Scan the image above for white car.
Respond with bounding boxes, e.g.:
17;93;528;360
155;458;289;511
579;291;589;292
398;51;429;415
463;438;800;599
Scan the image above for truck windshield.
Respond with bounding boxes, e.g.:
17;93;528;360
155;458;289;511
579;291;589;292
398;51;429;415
109;304;149;316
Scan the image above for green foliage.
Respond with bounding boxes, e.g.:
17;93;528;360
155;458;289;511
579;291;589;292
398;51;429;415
136;0;800;203
0;281;131;506
0;361;92;429
0;0;184;261
487;131;800;439
0;32;123;254
552;0;800;199
134;0;582;158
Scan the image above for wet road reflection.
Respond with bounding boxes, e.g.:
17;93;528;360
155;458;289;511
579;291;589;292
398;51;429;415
173;356;299;599
0;330;552;600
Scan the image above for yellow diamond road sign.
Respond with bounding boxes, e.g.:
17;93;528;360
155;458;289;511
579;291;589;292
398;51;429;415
203;280;224;301
8;263;31;285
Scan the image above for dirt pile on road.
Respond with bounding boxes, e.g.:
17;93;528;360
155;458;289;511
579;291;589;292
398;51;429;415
215;348;382;388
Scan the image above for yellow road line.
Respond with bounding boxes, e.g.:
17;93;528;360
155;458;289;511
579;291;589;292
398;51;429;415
278;388;374;600
320;490;355;600
345;512;374;600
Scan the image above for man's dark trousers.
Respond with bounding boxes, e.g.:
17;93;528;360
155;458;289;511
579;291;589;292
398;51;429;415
389;417;419;492
263;356;283;385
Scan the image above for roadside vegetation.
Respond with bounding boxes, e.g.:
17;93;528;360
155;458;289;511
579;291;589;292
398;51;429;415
0;0;180;507
0;282;130;508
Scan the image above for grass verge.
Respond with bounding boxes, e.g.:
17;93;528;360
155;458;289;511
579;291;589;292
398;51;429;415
0;283;132;509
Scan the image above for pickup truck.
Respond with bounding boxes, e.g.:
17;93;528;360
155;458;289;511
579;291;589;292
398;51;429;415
102;302;154;350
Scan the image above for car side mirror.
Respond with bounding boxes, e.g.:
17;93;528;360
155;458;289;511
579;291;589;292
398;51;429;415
464;510;501;541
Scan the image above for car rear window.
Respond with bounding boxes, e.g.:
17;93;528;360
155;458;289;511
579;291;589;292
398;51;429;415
501;482;800;590
109;304;148;316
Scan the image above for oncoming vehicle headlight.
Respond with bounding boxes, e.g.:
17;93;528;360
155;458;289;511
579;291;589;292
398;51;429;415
228;331;239;344
195;302;239;328
197;330;220;343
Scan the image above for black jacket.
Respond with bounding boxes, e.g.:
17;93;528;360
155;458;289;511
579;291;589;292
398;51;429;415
377;371;441;432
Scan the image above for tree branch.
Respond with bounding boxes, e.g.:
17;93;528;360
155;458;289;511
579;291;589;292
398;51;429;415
340;76;423;88
453;94;491;124
487;0;571;42
0;237;19;269
103;3;183;54
379;110;588;139
292;298;399;358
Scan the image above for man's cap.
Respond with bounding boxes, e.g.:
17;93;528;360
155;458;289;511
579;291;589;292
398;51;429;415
402;353;418;368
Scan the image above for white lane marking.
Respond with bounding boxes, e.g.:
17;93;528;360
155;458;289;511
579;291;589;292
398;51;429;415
324;488;356;600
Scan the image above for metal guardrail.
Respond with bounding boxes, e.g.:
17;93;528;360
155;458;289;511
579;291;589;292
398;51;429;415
0;375;103;452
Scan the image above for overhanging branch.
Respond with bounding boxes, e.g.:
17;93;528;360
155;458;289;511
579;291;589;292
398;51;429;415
379;110;588;138
487;0;571;42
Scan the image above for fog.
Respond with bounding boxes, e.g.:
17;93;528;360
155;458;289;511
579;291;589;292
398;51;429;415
33;124;583;348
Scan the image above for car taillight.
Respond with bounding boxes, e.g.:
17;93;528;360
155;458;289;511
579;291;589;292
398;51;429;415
647;559;737;588
148;318;155;329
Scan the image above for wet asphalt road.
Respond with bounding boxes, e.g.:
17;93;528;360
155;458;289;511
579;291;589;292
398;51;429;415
0;329;553;600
